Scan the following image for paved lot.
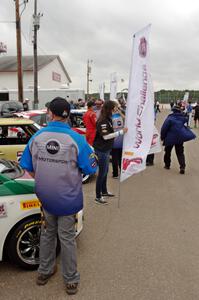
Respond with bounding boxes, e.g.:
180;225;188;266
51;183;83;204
1;110;199;300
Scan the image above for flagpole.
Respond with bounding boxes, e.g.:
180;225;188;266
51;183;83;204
118;179;121;208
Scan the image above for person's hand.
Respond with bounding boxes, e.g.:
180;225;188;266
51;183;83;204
123;127;128;133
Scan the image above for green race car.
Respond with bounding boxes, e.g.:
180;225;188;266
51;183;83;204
0;159;83;270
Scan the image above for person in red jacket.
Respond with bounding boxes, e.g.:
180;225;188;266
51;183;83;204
83;100;97;145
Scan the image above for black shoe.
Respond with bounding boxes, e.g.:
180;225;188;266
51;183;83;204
102;192;115;197
146;162;154;166
66;282;78;295
95;197;108;205
164;165;170;170
180;169;185;174
36;266;57;286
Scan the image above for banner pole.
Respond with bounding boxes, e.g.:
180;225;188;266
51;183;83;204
118;178;121;208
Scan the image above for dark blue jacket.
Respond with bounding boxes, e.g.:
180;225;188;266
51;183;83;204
161;111;196;146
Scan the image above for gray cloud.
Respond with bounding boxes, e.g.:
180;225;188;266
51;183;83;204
1;0;199;92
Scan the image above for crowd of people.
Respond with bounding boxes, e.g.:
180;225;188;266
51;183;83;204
19;96;128;295
19;96;197;295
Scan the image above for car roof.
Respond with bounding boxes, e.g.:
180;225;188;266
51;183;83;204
14;109;47;118
0;118;35;125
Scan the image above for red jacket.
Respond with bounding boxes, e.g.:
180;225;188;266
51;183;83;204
83;109;96;145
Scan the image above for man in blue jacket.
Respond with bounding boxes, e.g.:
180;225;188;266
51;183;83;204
161;105;195;174
20;97;97;295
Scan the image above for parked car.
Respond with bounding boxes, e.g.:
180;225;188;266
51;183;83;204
13;110;92;183
0;101;23;117
14;108;86;134
0;159;83;270
13;109;48;127
0;118;40;161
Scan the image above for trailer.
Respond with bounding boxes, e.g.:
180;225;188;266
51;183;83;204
0;88;85;109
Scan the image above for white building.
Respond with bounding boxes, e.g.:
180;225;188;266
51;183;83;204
0;55;71;90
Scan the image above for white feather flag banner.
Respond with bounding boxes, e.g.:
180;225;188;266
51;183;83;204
120;24;154;182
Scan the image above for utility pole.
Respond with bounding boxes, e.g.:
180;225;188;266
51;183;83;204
33;0;42;109
87;59;92;101
15;0;24;103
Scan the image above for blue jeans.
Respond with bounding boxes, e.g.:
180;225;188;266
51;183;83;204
95;149;110;198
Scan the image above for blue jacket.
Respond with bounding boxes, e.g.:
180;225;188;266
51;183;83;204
161;111;196;146
20;121;97;216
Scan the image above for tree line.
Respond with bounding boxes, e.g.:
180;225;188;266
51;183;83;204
88;90;199;103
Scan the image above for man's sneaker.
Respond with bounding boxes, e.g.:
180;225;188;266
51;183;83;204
102;192;115;197
164;165;170;170
95;197;108;205
36;266;57;286
66;282;78;295
112;175;119;179
180;169;185;174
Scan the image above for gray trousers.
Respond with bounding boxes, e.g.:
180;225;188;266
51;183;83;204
38;209;80;284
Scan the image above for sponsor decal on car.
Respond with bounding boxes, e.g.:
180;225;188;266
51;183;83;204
20;199;40;210
0;203;7;218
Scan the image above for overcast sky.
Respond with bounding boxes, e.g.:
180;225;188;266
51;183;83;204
1;0;199;93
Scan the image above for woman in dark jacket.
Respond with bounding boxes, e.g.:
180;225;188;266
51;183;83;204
93;100;127;204
161;105;196;174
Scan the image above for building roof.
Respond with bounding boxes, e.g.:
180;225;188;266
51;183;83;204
0;55;71;83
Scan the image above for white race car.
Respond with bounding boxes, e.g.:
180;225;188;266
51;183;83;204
0;159;83;270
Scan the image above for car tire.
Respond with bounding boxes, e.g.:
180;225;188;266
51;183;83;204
7;216;42;270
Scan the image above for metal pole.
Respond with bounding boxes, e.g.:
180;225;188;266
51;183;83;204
15;0;24;103
87;59;89;100
33;0;39;109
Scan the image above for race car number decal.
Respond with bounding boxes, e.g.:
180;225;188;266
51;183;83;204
20;199;40;210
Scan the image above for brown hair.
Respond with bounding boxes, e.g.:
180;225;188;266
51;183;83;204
98;100;116;123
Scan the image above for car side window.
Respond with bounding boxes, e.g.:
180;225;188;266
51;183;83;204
0;126;8;138
0;125;28;145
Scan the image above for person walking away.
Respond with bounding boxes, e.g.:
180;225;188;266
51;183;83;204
20;97;97;295
161;105;196;174
83;100;96;145
193;101;199;128
93;100;127;204
186;101;193;128
111;100;125;178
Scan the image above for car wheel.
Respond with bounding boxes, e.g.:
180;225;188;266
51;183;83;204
82;173;90;184
7;216;41;270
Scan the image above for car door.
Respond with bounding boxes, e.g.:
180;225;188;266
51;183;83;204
0;124;36;161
